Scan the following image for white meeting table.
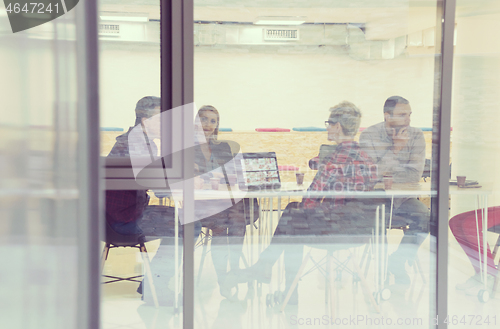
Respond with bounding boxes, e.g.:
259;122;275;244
159;181;437;308
124;179;495;306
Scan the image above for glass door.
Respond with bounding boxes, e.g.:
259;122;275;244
98;0;190;328
0;1;100;329
447;0;500;326
192;0;446;328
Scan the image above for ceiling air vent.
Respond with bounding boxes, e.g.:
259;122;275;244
263;28;299;41
98;24;120;35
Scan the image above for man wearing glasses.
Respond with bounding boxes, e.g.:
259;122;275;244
359;96;429;286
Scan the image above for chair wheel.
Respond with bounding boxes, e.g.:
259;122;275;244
380;288;391;301
478;289;490;303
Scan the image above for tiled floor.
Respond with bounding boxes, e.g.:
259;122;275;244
101;226;500;329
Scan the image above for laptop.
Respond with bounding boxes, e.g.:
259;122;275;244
236;152;281;191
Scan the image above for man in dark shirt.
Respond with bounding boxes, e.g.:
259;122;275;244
360;96;430;285
105;96;201;306
106;96;161;234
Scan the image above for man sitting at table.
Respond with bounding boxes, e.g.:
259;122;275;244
106;96;162;235
226;101;377;304
106;96;201;306
359;95;429;285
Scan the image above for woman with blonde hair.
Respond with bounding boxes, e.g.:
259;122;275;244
194;105;259;298
195;105;222;168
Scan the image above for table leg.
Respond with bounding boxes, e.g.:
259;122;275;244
256;197;263;255
270;197;274;245
174;201;179;312
474;194;489;291
483;194;488;290
328;252;336;319
257;198;264;235
278;197;282;218
381;204;386;286
474;196;482;280
375;206;380;303
388;195;394;229
384;196;394;286
249;198;254;266
350;250;381;313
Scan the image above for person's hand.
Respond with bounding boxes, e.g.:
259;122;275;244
194;176;204;189
212;172;225;179
391;127;409;154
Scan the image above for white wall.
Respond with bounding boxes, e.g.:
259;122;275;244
194;47;436;130
1;39;56;127
450;13;500;215
99;42;160;129
99;43;436;131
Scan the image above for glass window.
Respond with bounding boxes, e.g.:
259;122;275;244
98;1;186;328
448;0;500;323
0;7;91;329
193;0;442;327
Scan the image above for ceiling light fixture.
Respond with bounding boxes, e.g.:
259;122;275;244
100;12;149;22
254;16;306;26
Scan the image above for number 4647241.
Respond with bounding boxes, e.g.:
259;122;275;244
6;3;59;14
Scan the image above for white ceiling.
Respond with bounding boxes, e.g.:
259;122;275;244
98;0;500;39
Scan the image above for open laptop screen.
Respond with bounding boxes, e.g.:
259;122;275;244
238;152;281;190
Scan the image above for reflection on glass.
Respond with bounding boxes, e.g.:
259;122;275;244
97;0;186;319
194;0;439;328
193;106;259;299
0;10;80;329
103;97;189;313
447;0;500;324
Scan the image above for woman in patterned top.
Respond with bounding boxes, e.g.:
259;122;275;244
225;101;377;303
303;101;377;211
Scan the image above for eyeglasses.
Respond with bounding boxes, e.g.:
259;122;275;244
325;120;336;128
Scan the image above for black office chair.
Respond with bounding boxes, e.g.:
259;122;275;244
277;235;380;314
101;221;159;308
